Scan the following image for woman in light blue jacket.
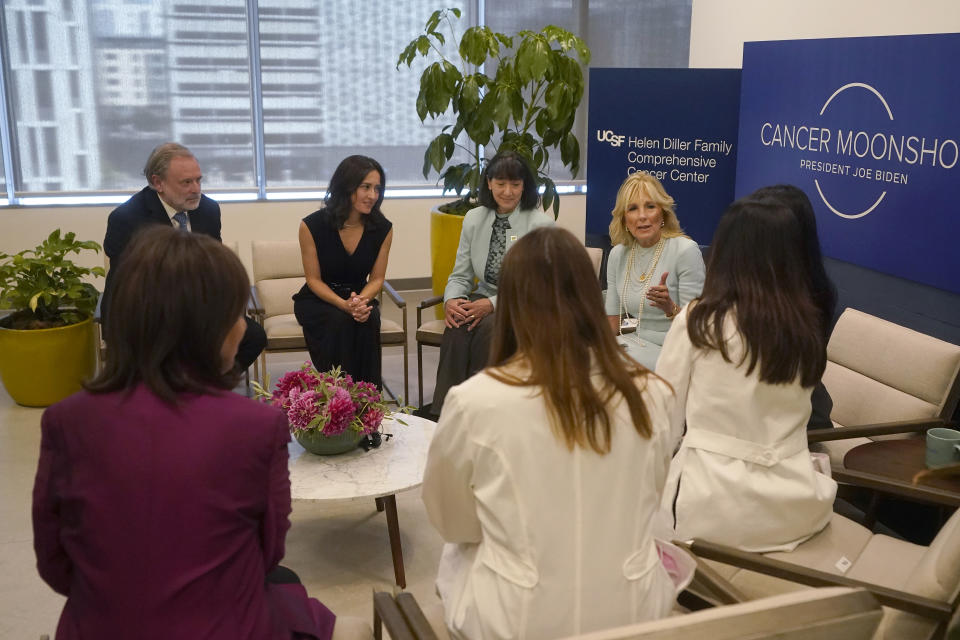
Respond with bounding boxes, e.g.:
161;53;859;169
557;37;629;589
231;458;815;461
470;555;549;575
429;151;554;417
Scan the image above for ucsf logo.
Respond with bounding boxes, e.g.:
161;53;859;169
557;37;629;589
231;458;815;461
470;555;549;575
597;129;625;147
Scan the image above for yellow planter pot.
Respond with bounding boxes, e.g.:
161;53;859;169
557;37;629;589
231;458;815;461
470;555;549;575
0;317;97;407
430;208;466;320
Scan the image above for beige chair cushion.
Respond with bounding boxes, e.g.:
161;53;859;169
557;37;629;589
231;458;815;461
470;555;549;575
252;240;304;282
263;314;306;350
827;308;960;412
713;508;960;640
715;513;874;599
870;508;960;640
823;361;940;428
562;587;880;640
820;308;960;466
256;277;304;320
417;318;446;345
381;318;404;344
845;534;925;588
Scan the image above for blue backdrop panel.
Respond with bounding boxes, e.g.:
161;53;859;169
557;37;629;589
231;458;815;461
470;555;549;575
736;33;960;294
586;68;741;244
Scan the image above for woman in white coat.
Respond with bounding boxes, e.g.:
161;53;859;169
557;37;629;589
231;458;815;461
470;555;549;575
422;227;684;640
657;198;837;553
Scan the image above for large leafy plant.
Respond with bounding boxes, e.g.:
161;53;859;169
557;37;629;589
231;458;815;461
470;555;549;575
0;230;104;330
397;8;590;217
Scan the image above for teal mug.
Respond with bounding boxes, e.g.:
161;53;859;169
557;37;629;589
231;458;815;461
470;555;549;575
925;427;960;468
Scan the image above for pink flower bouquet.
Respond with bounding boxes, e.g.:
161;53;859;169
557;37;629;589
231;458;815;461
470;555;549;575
253;364;393;437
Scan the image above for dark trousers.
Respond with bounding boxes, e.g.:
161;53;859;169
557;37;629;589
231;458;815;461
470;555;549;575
294;296;382;387
237;316;267;371
431;299;496;417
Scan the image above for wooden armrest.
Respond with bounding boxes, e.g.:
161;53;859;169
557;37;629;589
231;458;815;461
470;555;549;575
246;285;262;318
94;290;104;323
418;295;444;310
382;281;406;309
373;592;415;640
831;468;960;507
689;539;953;621
248;286;264;317
672;540;746;609
395;592;439;640
416;295;445;325
807;418;947;442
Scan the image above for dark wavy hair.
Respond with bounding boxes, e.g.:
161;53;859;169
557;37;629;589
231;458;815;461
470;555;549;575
488;227;657;454
749;184;837;339
86;226;249;403
324;155;387;230
688;198;826;388
477;151;540;211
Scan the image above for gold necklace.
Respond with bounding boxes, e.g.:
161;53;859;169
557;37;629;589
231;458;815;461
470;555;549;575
619;237;666;347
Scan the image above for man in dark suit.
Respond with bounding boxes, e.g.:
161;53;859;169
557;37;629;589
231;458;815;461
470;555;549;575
103;142;266;370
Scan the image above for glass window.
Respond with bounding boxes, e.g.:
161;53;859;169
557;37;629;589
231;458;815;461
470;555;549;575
15;12;29;62
43;127;60;176
258;0;472;187
165;1;255;188
69;70;81;108
0;0;691;200
3;0;254;192
485;0;692;180
27;128;40;179
0;138;6;196
76;154;88;187
33;70;54;121
32;11;50;64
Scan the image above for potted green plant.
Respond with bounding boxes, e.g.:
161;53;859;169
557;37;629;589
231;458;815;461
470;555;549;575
397;8;590;309
0;230;105;407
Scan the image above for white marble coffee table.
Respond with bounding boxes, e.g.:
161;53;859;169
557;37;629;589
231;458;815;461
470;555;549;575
287;414;437;587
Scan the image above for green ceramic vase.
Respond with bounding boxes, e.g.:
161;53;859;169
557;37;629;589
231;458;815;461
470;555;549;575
294;428;363;455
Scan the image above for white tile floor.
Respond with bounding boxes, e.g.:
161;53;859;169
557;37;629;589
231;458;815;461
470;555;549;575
0;289;445;638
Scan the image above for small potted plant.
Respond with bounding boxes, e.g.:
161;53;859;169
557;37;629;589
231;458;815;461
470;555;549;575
254;364;409;455
0;230;105;406
397;8;591;309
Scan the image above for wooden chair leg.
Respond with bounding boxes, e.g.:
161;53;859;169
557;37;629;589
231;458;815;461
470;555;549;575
382;495;406;588
417;342;424;408
402;340;409;406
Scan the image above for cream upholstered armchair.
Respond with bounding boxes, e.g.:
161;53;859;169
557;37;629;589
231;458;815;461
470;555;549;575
809;307;960;468
250;241;408;402
371;587;882;640
690;505;960;640
414;246;604;409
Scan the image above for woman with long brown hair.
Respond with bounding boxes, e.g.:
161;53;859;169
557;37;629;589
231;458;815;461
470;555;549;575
422;227;683;639
657;198;837;553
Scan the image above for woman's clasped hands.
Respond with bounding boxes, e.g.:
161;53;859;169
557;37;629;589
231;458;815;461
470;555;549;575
347;292;372;323
445;297;493;330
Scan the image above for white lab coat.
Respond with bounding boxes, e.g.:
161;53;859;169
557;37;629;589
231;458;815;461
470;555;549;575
422;363;678;640
657;306;837;552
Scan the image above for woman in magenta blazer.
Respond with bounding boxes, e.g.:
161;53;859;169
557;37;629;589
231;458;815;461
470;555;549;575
32;226;338;639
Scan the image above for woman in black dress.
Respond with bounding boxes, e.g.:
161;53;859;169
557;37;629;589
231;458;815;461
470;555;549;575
293;156;393;387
